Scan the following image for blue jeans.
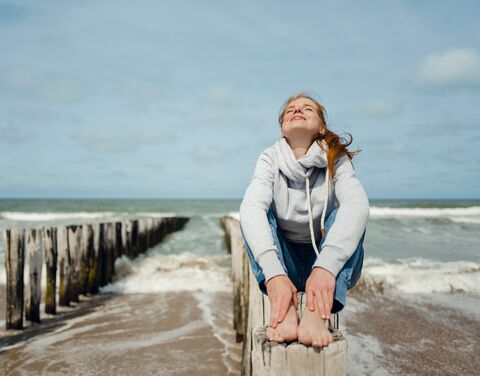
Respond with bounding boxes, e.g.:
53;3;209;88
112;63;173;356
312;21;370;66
240;206;366;314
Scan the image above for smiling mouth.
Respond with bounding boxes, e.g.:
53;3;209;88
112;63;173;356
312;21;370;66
291;115;306;121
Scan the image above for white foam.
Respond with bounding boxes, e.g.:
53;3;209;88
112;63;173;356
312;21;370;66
370;206;480;224
100;252;232;294
0;211;119;221
0;211;177;222
361;257;480;295
227;212;240;221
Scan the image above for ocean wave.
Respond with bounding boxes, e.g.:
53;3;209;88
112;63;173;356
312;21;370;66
356;257;480;295
0;211;176;222
369;206;480;224
227;206;480;224
100;251;231;294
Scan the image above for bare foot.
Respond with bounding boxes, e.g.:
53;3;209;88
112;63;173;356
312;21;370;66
297;299;334;348
266;301;299;343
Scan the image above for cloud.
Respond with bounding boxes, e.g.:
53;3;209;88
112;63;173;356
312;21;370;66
414;48;480;89
206;86;241;106
189;144;243;164
3;68;85;102
0;122;34;144
73;128;178;153
340;100;402;120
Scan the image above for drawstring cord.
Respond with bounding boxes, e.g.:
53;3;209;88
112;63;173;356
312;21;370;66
305;140;330;258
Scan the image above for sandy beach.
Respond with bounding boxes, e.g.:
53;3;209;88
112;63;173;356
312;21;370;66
342;286;480;376
2;280;479;375
0;287;241;375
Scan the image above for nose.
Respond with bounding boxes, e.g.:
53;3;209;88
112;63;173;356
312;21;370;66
293;107;303;113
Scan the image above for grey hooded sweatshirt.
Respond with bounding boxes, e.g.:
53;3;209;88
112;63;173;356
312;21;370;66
239;137;370;283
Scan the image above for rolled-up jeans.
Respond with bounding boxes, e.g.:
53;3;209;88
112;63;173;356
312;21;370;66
240;206;365;314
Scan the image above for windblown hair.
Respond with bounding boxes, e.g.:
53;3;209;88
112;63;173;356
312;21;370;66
278;91;360;180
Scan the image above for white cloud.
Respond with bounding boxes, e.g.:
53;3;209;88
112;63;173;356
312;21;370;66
341;100;401;120
414;48;480;88
73;128;178;153
0;121;34;144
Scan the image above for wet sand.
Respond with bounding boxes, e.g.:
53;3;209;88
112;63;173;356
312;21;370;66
0;287;241;375
342;287;480;376
3;279;480;376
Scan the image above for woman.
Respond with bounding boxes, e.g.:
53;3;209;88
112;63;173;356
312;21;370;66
239;92;370;348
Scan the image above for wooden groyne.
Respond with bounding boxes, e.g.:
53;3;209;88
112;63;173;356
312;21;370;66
4;216;189;330
221;215;347;376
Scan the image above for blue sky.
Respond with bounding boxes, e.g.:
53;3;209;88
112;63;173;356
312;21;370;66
0;0;479;199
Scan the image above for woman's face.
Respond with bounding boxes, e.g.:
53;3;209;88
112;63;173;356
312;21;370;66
280;97;322;142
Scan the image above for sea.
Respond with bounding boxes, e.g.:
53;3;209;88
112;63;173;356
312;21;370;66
0;198;479;375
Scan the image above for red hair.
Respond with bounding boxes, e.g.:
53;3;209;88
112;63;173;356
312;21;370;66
278;91;360;180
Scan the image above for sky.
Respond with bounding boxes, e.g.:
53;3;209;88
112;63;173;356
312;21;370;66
0;0;479;199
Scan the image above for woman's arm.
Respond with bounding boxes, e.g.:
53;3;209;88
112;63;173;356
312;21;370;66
312;154;370;277
239;150;287;283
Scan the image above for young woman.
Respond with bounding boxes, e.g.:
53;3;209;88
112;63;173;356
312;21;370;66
239;92;370;348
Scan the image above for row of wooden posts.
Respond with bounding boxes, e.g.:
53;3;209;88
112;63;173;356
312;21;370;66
4;216;189;330
220;215;347;376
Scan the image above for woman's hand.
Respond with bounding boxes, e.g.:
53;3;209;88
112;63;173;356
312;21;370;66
265;275;298;329
305;267;336;319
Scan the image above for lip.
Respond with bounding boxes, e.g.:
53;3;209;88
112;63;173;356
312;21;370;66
291;115;306;121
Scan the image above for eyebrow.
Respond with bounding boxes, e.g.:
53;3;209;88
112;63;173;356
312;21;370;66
285;104;315;110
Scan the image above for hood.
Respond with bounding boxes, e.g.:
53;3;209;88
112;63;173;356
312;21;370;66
273;137;328;182
273;136;331;257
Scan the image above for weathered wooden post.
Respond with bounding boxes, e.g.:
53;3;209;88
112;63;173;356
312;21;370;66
81;224;94;295
120;221;128;257
105;222;114;283
137;218;146;254
4;228;25;330
67;225;82;303
43;226;57;314
131;219;139;257
124;220;132;258
98;223;107;288
25;228;43;323
221;215;347;376
115;221;123;259
88;223;100;294
57;226;71;307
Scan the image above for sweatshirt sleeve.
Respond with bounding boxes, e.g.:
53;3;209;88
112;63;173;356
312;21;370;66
312;154;370;277
239;150;287;283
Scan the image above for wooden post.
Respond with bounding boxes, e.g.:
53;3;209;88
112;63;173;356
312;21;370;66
57;226;71;307
137;218;146;254
88;223;100;294
120;221;128;257
131;219;139;257
221;215;347;376
4;228;25;330
124;220;132;258
43;226;57;314
104;222;114;283
98;223;107;287
25;228;43;323
67;225;82;303
81;224;94;295
115;221;123;259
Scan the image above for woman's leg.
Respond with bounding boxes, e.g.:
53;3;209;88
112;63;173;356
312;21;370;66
240;206;306;295
317;207;366;314
240;207;301;342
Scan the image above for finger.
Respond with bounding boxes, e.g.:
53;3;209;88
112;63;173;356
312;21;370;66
320;290;330;319
292;290;298;310
269;299;279;328
315;291;326;319
307;289;315;311
326;289;334;319
277;298;290;324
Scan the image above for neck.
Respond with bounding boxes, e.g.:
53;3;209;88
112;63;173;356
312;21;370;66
285;137;315;160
